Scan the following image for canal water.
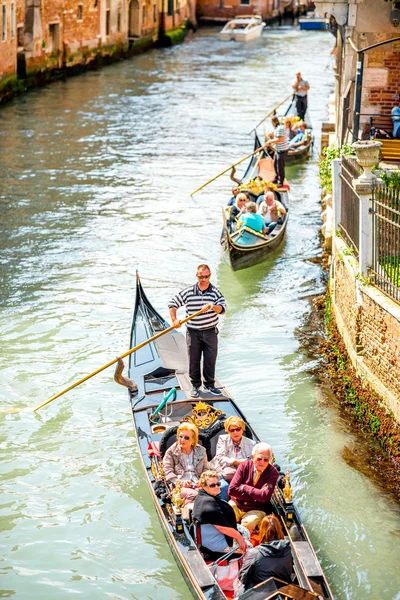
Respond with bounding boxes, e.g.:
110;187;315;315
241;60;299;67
1;27;399;600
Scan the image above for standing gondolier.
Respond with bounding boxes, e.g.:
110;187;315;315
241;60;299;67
292;72;310;121
265;116;289;188
169;264;226;398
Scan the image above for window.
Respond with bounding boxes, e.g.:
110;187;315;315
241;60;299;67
142;5;145;25
167;0;173;16
117;7;121;31
105;0;111;35
2;5;6;42
153;3;157;21
239;0;250;4
11;3;15;38
17;24;23;47
77;4;83;20
49;23;60;53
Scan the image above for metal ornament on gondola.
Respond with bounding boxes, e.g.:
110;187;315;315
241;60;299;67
171;480;185;512
283;469;293;503
182;401;225;430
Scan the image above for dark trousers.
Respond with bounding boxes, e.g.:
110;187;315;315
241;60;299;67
186;327;218;388
273;150;288;186
296;95;308;121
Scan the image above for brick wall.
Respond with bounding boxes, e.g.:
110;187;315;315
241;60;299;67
332;245;400;420
333;254;360;350
359;291;400;402
363;37;400;117
196;0;278;22
0;0;22;86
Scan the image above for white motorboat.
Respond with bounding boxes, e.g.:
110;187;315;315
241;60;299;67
219;15;266;42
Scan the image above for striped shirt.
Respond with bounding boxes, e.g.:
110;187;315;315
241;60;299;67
168;283;226;330
274;123;289;152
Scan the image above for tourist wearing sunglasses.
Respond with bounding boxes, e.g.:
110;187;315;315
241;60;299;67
193;470;248;554
163;423;208;507
168;263;226;399
228;443;279;532
210;416;256;501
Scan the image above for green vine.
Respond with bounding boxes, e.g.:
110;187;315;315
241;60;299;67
319;144;355;193
379;170;400;190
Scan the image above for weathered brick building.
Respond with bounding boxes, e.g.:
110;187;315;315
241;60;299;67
196;0;308;24
0;0;191;102
314;0;400;144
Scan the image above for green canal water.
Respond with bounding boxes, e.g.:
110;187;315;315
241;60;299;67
0;27;399;600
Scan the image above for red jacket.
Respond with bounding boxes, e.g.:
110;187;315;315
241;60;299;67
228;459;279;512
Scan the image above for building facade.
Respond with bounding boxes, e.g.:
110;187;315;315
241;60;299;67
315;0;400;145
0;0;191;101
196;0;309;24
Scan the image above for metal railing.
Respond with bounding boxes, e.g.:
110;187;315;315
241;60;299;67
338;155;362;254
370;184;400;302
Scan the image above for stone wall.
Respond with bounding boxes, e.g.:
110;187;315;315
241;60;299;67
331;237;400;422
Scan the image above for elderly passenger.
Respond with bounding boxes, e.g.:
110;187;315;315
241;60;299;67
229;193;248;224
228;442;279;532
257;192;286;235
163;422;208;506
192;470;248;555
210;416;255;501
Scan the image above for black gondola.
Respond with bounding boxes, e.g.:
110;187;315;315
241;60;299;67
220;135;289;272
118;274;335;600
282;96;313;165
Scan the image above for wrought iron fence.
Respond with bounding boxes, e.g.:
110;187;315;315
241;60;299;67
370;183;400;302
338;155;363;254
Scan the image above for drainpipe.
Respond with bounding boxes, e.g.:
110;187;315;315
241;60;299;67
352;50;364;142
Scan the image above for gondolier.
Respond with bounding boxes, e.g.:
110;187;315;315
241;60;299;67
292;72;310;121
168;264;226;398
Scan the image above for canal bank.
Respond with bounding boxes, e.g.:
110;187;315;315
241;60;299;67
1;27;400;600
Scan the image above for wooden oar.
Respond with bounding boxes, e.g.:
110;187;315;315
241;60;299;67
249;92;293;134
190;146;266;197
1;307;209;415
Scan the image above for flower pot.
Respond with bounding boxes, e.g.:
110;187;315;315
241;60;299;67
352;140;382;180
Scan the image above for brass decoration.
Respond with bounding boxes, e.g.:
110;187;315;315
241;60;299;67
151;459;159;482
283;469;293;503
182;400;224;430
171;480;185;512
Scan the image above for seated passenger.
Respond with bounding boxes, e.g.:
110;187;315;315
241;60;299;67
289;122;307;148
234;514;293;595
210;416;256;501
237;202;267;234
163;422;208;507
228;442;279;532
228;185;241;206
257;192;286;234
229;193;247;224
192;470;248;555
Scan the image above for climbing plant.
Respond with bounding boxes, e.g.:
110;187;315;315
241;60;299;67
318;144;355;193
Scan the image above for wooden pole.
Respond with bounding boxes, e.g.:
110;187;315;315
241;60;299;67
2;307;210;414
249;93;293;133
190;146;266;197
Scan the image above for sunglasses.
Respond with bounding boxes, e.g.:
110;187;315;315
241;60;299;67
206;482;222;488
256;457;269;462
229;428;242;433
197;274;210;279
178;435;190;441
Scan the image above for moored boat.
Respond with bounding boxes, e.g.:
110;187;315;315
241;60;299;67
298;12;328;30
219;15;266;42
118;274;335;600
220;135;290;271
